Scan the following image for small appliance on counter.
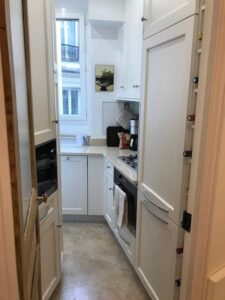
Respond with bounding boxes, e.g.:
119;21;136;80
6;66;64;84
129;117;139;151
106;126;129;147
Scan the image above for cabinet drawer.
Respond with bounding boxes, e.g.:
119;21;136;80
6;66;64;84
105;159;114;177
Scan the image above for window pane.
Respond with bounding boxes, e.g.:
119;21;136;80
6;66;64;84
71;89;79;115
67;21;75;46
63;90;69;115
60;21;65;44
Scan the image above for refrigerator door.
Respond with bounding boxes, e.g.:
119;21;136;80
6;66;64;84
138;16;197;225
135;192;183;300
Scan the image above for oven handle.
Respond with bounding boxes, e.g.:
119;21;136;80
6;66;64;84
143;191;169;213
143;199;168;225
117;226;131;246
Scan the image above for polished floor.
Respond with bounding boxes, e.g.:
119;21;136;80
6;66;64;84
50;222;150;300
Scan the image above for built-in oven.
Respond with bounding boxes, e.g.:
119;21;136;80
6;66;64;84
114;168;137;235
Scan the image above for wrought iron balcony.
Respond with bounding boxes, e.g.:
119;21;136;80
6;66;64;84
61;44;79;62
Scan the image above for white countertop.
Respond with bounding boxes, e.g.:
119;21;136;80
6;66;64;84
60;145;138;183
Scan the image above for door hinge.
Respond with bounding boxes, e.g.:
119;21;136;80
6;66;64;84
182;210;192;232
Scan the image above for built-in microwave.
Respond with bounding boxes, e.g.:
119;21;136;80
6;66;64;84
35;139;57;197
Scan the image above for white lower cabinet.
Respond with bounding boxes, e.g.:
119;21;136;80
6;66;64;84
39;191;61;300
104;159;116;231
61;155;105;216
104;168;115;231
135;192;183;300
61;156;87;215
88;156;104;215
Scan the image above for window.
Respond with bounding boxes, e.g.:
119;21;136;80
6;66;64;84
56;13;86;121
62;88;80;116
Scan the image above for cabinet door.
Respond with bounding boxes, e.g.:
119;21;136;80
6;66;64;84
88;156;104;215
116;0;143;101
135;192;182;300
61;156;87;215
104;173;115;231
138;17;196;225
26;0;57;145
143;0;199;38
125;0;143;99
40;192;61;300
117;25;128;99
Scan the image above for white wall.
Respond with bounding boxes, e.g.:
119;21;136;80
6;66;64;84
55;0;140;141
56;0;126;139
89;25;122;138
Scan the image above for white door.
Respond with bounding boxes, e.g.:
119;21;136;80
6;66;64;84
138;16;197;225
142;0;199;38
61;156;87;215
135;192;183;300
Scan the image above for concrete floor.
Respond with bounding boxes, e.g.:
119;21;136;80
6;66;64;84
50;222;150;300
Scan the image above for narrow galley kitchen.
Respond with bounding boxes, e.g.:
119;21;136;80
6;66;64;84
3;0;224;299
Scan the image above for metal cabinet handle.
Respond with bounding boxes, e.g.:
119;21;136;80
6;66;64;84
141;17;148;22
109;188;113;191
143;200;168;225
143;192;169;213
120;86;124;89
117;226;131;246
37;194;48;203
56;224;62;228
52;120;59;124
106;166;111;169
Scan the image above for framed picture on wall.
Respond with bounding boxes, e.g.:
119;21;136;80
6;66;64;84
95;64;114;92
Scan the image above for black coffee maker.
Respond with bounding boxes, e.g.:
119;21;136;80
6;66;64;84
129;117;138;151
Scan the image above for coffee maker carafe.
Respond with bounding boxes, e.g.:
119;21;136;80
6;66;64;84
129;117;138;151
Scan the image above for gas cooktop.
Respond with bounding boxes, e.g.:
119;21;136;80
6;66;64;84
118;154;138;172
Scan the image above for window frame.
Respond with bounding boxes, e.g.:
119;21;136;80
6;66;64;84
56;11;87;121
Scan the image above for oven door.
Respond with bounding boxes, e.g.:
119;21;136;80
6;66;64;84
114;221;136;266
114;169;137;265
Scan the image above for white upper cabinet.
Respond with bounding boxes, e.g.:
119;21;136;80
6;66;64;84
138;17;197;225
26;0;57;145
88;0;124;23
116;0;143;101
142;0;199;38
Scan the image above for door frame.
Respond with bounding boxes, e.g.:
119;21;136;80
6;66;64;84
181;0;225;299
0;0;41;299
0;42;19;300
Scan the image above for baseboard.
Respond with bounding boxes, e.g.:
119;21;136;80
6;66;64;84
63;215;106;223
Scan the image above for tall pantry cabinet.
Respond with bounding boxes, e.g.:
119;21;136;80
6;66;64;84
25;0;61;299
26;0;57;146
142;0;199;37
135;1;200;300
